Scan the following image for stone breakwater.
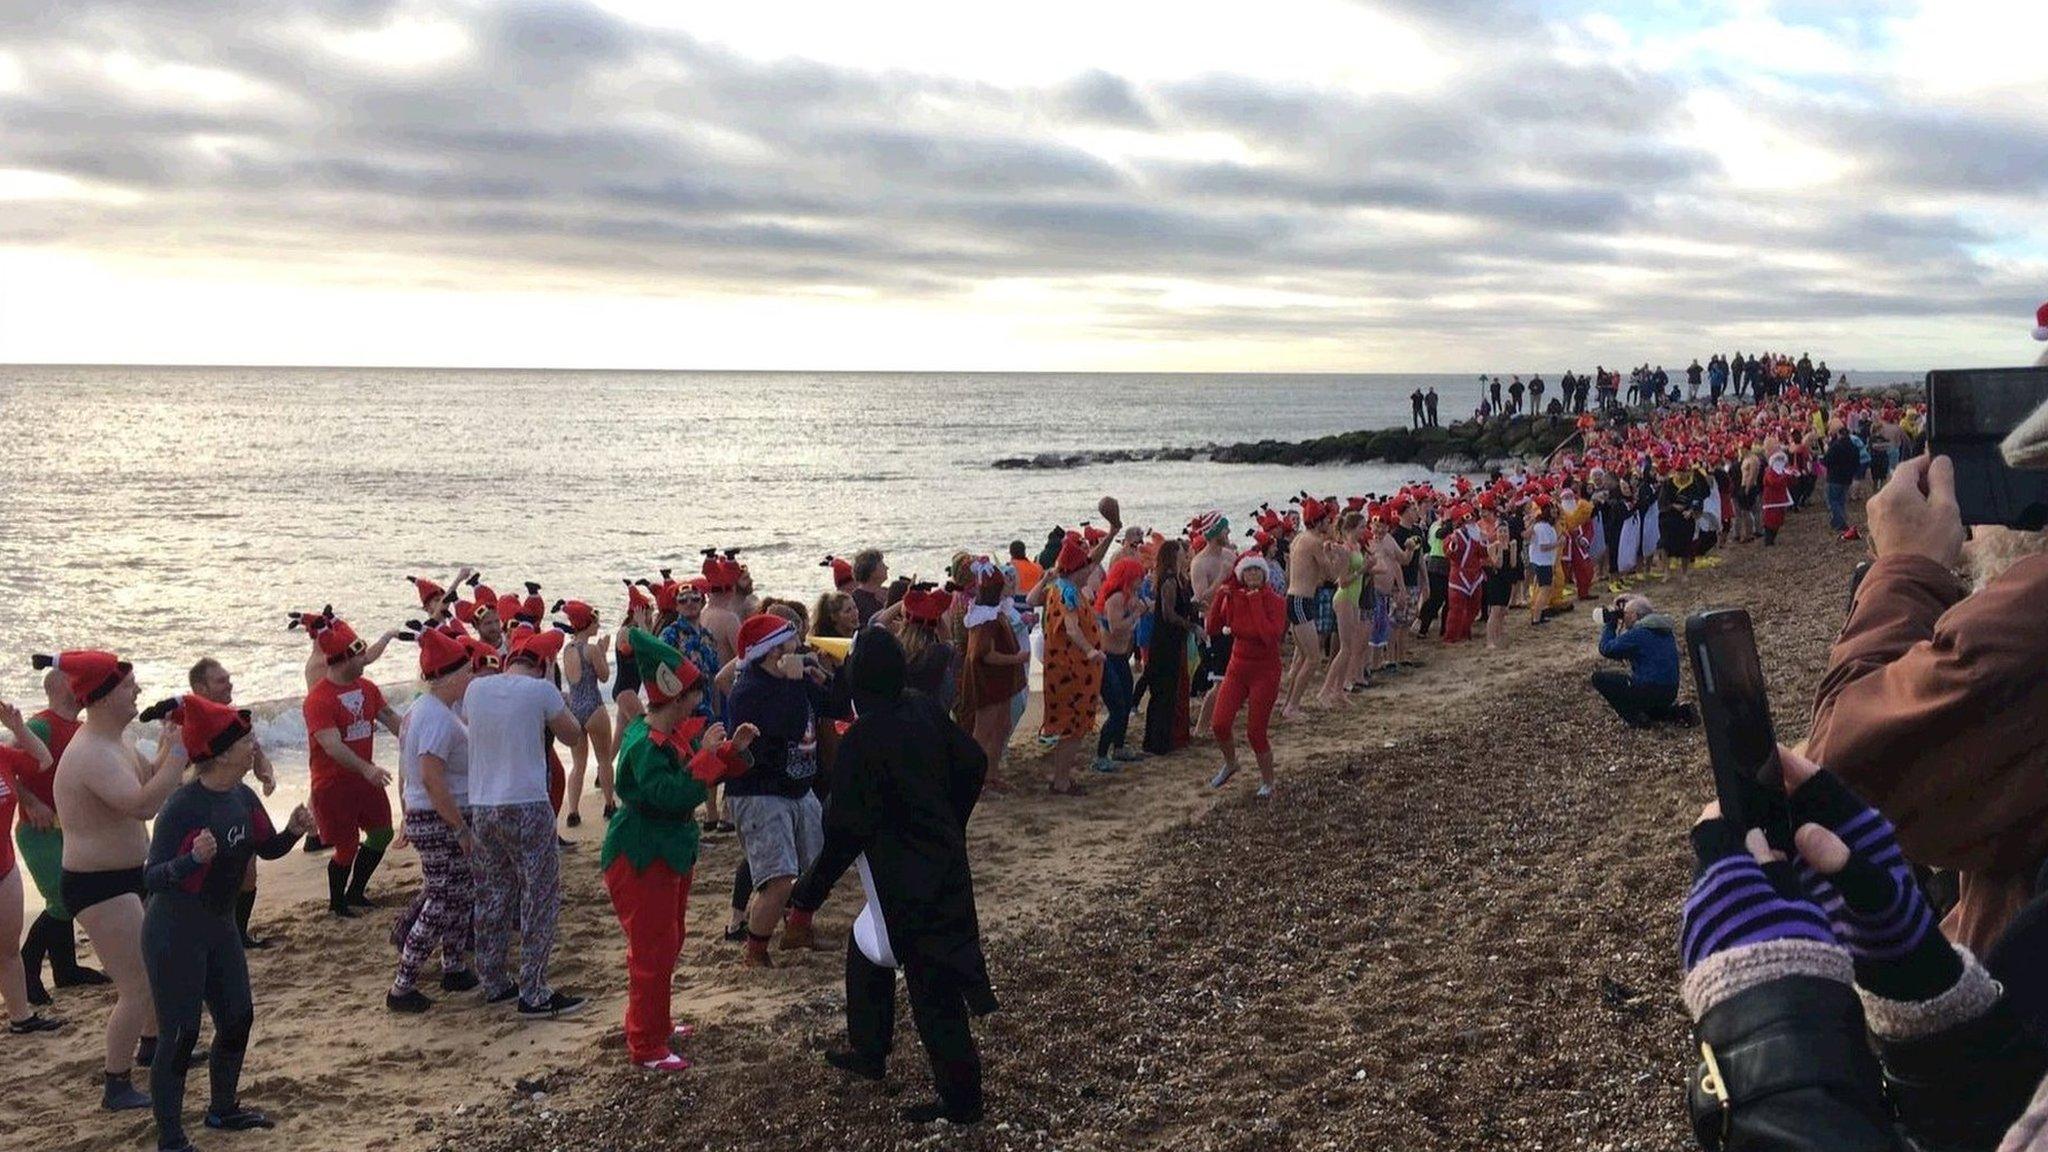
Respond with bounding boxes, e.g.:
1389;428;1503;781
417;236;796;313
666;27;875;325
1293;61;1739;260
992;414;1581;475
990;384;1927;475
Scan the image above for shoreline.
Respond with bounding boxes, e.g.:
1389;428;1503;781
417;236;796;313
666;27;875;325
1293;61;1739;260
6;490;1870;1151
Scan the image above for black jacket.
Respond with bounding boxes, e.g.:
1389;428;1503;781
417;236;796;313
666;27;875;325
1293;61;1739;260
792;630;997;1015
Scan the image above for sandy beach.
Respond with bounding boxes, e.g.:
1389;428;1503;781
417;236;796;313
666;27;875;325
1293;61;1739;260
3;498;1864;1152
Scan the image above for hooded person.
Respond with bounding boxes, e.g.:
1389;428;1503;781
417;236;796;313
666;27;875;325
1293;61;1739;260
791;628;997;1126
601;629;756;1071
137;692;311;1150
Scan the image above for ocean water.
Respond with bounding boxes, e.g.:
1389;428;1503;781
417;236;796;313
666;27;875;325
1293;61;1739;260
0;365;1919;735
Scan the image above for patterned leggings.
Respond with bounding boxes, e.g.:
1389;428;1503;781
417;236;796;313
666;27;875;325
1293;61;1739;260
390;808;474;995
470;802;561;1007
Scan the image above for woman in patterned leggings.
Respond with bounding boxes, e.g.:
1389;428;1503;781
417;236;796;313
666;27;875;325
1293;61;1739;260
386;629;481;1012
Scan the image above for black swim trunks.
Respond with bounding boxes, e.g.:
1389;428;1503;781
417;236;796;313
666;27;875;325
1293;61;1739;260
61;866;146;915
1287;595;1317;628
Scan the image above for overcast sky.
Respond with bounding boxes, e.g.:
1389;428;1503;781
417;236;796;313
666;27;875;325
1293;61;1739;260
1;0;2043;371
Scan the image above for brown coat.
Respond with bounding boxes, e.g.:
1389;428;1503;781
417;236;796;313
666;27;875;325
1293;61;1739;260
1806;552;2048;954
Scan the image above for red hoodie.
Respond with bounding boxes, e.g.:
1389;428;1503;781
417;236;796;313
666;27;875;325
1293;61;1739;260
1206;581;1288;665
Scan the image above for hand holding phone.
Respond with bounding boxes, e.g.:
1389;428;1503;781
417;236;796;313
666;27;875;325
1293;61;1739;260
1926;367;2048;529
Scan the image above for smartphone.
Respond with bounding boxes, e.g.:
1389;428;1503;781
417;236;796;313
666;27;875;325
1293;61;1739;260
1685;608;1792;849
1925;367;2048;529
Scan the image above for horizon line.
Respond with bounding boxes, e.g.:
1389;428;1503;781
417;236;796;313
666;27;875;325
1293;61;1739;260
2;361;1928;376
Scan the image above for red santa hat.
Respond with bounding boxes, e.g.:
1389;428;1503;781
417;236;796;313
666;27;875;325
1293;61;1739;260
417;628;470;680
509;628;564;667
407;575;448;610
289;607;365;664
1055;531;1092;575
29;649;133;706
453;599;479;626
140;693;252;762
554;599;597;633
469;581;498;613
1233;552;1267;580
624;580;654;616
465;637;503;674
821;555;855;589
737;614;797;664
902;586;951;625
700;549;742;593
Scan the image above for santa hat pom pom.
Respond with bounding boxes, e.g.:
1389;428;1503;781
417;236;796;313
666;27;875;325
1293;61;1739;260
139;697;182;724
525;582;541;595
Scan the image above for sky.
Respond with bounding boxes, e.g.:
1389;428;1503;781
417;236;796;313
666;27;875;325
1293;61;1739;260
0;0;2044;372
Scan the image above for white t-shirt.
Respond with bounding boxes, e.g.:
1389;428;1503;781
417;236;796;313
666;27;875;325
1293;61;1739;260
400;692;470;811
1527;521;1560;566
461;674;567;808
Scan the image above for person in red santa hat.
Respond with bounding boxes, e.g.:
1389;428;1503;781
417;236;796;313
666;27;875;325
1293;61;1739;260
40;649;185;1110
1281;495;1346;720
1206;551;1288;798
293;609;402;918
553;598;617;830
698;550;746;666
298;607;402;694
136;691;313;1150
406;566;475;625
385;627;482;1014
1441;503;1488;643
612;581;656;727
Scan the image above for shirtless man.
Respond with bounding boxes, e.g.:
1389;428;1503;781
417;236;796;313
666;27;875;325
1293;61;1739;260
1370;516;1413;672
699;551;744;668
189;658;279;948
1282;501;1345;720
1188;516;1237;736
40;650;186;1110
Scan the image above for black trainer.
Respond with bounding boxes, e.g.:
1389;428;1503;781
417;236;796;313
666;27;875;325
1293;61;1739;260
517;991;587;1019
440;969;481;993
484;986;521;1006
824;1050;885;1082
386;990;432;1014
206;1106;275;1131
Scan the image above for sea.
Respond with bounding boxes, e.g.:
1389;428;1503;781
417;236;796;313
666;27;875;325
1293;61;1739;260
0;365;1921;758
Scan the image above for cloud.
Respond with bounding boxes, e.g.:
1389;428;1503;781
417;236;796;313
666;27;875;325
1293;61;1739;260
0;0;2041;367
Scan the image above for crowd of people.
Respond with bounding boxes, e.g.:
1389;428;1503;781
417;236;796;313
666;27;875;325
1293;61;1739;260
3;330;2046;1148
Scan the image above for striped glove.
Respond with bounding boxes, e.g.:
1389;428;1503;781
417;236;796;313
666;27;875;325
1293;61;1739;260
1681;817;1838;974
1789;768;1961;1001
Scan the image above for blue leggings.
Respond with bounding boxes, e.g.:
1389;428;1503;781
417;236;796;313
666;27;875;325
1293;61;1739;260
1097;653;1134;758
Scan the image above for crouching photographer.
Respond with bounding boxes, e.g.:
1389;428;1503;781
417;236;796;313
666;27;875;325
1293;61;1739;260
1675;745;2048;1151
1591;595;1694;728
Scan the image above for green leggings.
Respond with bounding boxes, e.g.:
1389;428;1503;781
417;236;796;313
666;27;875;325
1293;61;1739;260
15;825;68;919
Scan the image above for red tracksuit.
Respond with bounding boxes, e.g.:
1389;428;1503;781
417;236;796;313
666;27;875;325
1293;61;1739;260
1206;582;1287;757
1563;517;1596;600
1443;528;1486;643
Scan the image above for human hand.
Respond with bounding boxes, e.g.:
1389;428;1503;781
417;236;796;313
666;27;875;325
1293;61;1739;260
20;796;55;830
1679;804;1837;976
1865;455;1964;569
703;723;727;748
1779;746;1961;1001
365;765;393;788
191;830;218;864
287;805;315;835
0;700;21;733
254;756;277;796
392;826;410;852
730;723;759;752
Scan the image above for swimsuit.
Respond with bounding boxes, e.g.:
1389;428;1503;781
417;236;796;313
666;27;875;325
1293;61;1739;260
566;649;603;726
612;639;642;697
61;865;146;915
1287;595;1318;628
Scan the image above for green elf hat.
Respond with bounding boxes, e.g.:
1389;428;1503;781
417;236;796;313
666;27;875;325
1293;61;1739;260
629;627;702;707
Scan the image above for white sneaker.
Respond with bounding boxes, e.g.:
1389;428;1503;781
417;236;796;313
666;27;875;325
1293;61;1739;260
637;1053;692;1072
1209;763;1237;789
1254;783;1275;799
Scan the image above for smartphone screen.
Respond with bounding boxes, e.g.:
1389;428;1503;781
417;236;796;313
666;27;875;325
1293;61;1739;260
1927;367;2048;529
1686;609;1791;848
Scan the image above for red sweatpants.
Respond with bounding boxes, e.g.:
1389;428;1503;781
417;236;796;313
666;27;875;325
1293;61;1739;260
1569;558;1595;601
1211;659;1282;757
604;856;694;1064
1444;587;1479;642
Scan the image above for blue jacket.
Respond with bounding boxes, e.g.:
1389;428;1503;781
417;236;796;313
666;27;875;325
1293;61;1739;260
1599;612;1681;689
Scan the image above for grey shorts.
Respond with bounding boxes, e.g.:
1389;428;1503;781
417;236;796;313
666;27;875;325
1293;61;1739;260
726;792;824;886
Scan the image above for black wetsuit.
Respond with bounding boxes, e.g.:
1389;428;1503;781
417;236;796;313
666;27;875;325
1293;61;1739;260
143;780;300;1150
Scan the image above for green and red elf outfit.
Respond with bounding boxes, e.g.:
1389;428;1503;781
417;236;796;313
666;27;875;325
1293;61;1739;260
601;628;753;1071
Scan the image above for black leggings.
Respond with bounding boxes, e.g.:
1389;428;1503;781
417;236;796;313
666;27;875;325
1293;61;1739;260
143;896;252;1150
1590;670;1679;725
1416;568;1450;637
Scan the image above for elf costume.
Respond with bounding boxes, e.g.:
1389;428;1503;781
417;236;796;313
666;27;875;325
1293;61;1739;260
601;629;751;1071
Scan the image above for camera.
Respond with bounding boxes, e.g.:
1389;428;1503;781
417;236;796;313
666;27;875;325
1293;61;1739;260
1600;604;1623;627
